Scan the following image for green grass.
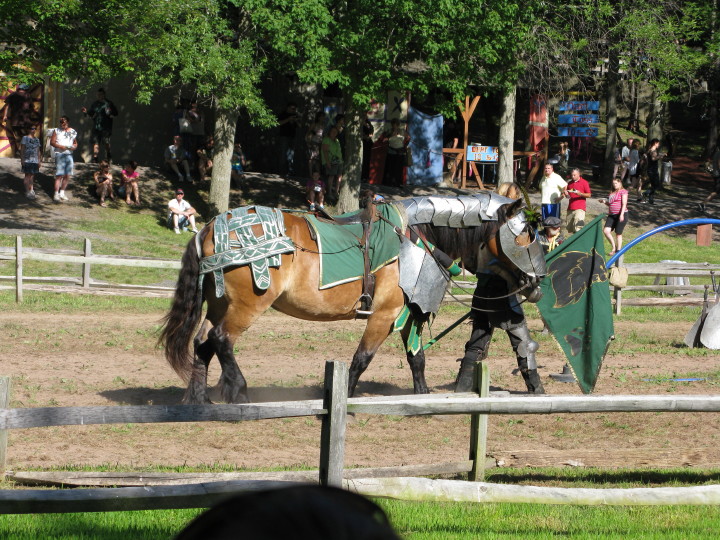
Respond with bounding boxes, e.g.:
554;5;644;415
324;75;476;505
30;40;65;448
384;500;720;539
2;492;720;539
0;291;170;313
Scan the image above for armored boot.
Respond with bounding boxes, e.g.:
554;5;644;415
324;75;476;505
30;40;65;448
516;357;545;394
454;356;476;393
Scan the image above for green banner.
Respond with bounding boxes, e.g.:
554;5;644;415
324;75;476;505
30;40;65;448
537;215;614;393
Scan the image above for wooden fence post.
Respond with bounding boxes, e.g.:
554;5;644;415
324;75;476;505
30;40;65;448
82;239;92;288
15;236;23;303
319;361;348;488
0;376;11;478
468;361;489;481
697;224;712;247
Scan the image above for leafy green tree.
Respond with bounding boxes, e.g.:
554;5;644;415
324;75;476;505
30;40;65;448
307;0;534;211
1;0;333;213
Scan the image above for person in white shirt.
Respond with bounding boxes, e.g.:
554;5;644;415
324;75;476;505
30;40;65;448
167;188;199;234
539;163;567;221
50;116;78;202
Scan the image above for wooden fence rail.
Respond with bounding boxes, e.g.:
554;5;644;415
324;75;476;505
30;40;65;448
0;366;719;513
2;238;718;307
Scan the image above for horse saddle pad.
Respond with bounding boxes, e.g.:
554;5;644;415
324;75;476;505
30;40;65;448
304;204;404;289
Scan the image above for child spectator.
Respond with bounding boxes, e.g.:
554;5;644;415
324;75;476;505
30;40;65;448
20;125;42;199
306;169;326;211
120;160;141;205
93;160;115;207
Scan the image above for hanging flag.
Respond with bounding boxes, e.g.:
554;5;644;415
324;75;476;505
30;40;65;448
537;215;614;393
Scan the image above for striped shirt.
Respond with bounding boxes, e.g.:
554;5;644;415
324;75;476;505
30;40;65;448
608;189;627;215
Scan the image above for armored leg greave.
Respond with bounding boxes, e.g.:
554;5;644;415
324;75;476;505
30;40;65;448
506;324;544;394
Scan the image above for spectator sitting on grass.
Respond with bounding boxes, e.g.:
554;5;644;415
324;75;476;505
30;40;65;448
120;160;141;205
93;160;115;207
165;135;192;183
167;188;198;234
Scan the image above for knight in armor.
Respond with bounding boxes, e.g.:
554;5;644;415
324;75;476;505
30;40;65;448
455;264;544;394
455;183;545;395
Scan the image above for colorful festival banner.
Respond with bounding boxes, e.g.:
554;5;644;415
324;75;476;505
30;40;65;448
558;114;600;125
537;216;614;393
465;145;498;162
558;126;599;138
558;101;600;111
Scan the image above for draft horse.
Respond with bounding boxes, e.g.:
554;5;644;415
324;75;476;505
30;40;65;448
160;196;544;404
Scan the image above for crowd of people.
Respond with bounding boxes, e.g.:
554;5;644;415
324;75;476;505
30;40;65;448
10;86;717;242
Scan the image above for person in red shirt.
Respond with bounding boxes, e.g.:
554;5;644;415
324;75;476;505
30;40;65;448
565;167;591;233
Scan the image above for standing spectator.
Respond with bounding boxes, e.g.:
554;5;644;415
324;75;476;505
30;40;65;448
321;126;343;201
381;118;410;187
539;163;567;220
565;167;591;233
120;160;141;205
50;115;78;202
20;125;42;199
277;102;299;176
599;177;629;256
81;88;118;163
698;145;720;212
230;142;247;188
1;83;42;157
306;169;326;211
629;139;645;201
361;111;374;181
167;188;199;234
93;160;115;207
612;140;623;180
332;114;346;158
620;137;634;185
164;135;192;183
644;138;663;205
187;101;206;157
305;111;326;178
196;135;214;182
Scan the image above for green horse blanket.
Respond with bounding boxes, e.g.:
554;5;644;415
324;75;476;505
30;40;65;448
304;204;404;289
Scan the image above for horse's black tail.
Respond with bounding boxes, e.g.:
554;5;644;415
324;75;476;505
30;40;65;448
159;231;205;382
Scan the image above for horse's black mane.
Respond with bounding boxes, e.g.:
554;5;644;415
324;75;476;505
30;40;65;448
414;202;512;271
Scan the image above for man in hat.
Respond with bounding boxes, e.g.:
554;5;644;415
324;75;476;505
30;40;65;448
167;189;199;234
537;216;565;254
565;167;591;233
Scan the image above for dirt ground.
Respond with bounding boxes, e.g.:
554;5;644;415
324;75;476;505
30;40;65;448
0;144;719;474
0;307;718;473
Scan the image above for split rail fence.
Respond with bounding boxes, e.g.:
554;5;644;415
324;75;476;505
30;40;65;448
1;238;718;312
1;363;720;514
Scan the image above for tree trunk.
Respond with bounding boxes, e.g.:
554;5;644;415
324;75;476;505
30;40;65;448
705;80;718;159
208;108;239;215
337;96;361;214
706;1;720;159
603;49;620;187
646;89;664;142
497;86;517;185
